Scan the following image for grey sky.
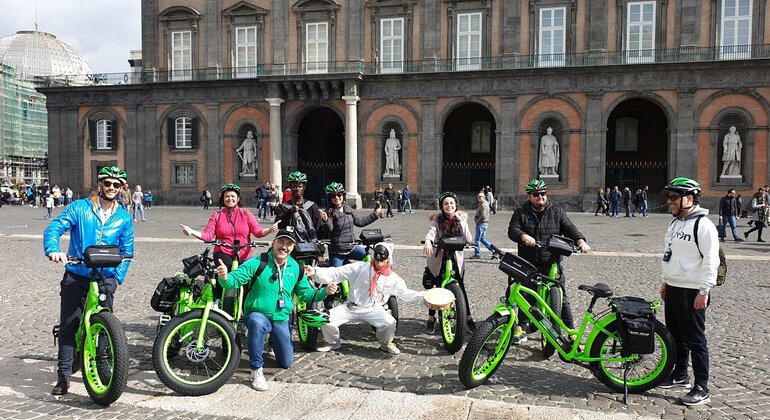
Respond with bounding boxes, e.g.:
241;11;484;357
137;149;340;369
0;0;141;74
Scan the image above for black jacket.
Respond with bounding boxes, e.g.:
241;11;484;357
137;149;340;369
718;195;739;217
508;202;586;266
322;204;379;254
274;199;322;242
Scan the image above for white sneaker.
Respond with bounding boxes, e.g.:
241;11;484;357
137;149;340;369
251;368;269;391
380;343;401;355
315;342;341;352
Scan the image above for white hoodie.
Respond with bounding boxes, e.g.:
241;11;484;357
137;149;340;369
661;207;719;291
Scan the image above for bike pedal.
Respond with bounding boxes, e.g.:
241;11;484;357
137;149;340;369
52;324;60;346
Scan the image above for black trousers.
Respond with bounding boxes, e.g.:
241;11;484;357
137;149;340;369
664;285;709;390
58;271;116;378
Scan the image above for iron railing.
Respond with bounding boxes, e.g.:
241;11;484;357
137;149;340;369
441;161;495;194
36;44;770;87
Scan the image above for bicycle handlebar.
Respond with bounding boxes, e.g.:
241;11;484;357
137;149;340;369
203;240;270;250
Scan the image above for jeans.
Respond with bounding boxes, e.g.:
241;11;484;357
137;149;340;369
611;202;620;216
474;223;495;256
58;271;116;377
664;285;709;390
257;198;268;219
245;312;293;370
132;203;145;221
328;245;367;267
721;215;739;239
640;200;648;216
402;199;412;213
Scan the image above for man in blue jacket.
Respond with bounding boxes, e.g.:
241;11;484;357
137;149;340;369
43;166;134;396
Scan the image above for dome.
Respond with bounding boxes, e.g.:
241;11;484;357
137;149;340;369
0;30;91;83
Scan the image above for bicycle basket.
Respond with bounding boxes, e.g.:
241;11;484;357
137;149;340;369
612;296;656;357
438;236;467;252
82;245;123;268
498;252;538;283
547;235;575;257
359;229;385;246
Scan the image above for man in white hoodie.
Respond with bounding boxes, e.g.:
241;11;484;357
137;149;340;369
658;177;717;407
304;242;426;355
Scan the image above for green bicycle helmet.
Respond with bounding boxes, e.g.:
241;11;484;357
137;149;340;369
288;171;308;183
663;177;701;196
525;179;547;192
220;183;241;194
438;191;457;204
325;182;345;195
298;309;330;327
98;166;128;185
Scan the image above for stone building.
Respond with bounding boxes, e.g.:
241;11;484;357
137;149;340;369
41;0;770;210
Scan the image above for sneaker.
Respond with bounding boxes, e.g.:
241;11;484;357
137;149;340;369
426;319;436;334
490;254;500;261
719;238;725;242
251;368;269;391
469;255;481;259
512;325;527;345
51;376;69;395
380;342;401;355
659;377;691;389
681;385;711;406
316;342;341;352
744;232;750;239
735;238;744;242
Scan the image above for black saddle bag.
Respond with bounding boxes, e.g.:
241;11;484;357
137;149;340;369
613;296;656;357
150;277;181;312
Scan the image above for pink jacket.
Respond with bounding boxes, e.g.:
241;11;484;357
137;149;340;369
200;207;266;261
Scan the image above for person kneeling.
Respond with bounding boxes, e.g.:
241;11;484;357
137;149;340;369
305;242;426;355
215;227;335;391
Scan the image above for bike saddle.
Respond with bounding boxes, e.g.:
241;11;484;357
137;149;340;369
578;283;613;298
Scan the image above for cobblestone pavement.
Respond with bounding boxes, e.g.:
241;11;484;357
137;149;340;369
1;204;768;419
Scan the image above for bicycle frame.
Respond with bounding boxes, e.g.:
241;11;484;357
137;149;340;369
75;270;113;354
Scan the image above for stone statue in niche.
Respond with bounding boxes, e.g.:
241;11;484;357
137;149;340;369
383;129;402;177
237;130;257;176
720;126;742;177
538;127;560;176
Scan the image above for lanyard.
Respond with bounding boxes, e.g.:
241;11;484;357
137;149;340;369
274;258;286;295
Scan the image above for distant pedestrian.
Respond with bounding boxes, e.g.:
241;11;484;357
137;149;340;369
718;189;743;242
622;187;632;217
384;183;395;217
471;192;498;260
64;187;73;206
201;188;211;210
485;186;496;214
744;187;767;242
631;188;643;216
373;187;383;211
255;181;270;220
44;193;54;219
132;185;146;222
610;186;621;217
402;185;414;213
145;190;154;208
282;187;292;204
594;187;607;216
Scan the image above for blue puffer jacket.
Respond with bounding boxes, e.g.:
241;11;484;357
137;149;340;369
44;197;134;283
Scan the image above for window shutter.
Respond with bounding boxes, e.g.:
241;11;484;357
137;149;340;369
111;120;119;150
191;117;199;149
88;120;96;149
167;118;175;148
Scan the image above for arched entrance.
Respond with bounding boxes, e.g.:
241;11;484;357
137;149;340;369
606;98;669;208
441;103;496;194
297;107;344;204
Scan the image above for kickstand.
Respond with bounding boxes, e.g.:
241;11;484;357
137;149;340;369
622;361;631;405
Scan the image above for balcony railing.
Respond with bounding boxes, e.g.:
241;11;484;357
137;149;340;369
36;44;770;87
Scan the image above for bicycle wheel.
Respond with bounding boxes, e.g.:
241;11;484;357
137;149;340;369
153;310;239;396
458;315;512;389
440;283;467;354
295;300;319;350
81;312;129;406
589;319;675;393
541;285;562;359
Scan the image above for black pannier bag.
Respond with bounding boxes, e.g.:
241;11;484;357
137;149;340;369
359;229;385;246
439;236;467;252
151;277;181;312
613;296;656;357
83;245;124;268
498;253;538;284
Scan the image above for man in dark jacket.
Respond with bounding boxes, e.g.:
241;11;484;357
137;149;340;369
507;179;591;343
718;189;743;242
383;183;395;217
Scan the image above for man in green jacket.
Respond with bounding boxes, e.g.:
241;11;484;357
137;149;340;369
216;227;335;391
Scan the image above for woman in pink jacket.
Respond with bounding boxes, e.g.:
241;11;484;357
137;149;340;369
180;184;277;268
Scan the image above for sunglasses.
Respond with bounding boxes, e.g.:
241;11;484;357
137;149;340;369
330;193;344;198
102;181;122;188
529;192;546;197
665;194;682;201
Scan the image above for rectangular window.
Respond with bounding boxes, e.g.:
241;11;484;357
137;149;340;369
174;164;195;185
457;13;482;71
96;120;112;150
175;117;192;149
471;121;491;153
172;31;192;81
235;26;257;78
306;22;328;74
539;8;566;67
615;117;639;152
626;2;656;63
721;0;752;59
380;18;404;74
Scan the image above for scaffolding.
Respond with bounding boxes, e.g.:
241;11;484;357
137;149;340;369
0;64;48;185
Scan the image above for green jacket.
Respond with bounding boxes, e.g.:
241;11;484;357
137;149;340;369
219;251;326;322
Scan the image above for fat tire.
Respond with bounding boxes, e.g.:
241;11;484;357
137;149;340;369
589;319;676;394
541;285;562;359
458;315;512;389
296;300;319;350
153;310;239;396
82;312;129;406
441;283;467;354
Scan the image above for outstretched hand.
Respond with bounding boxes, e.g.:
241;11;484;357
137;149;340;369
216;258;228;280
304;265;316;277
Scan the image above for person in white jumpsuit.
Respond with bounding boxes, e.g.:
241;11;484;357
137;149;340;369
304;242;425;355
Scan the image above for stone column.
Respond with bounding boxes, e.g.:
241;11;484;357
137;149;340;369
674;89;696;179
266;98;284;188
342;94;362;208
499;96;517;208
582;92;605;211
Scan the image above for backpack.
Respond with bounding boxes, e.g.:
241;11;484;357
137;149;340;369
278;201;317;242
693;215;727;286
